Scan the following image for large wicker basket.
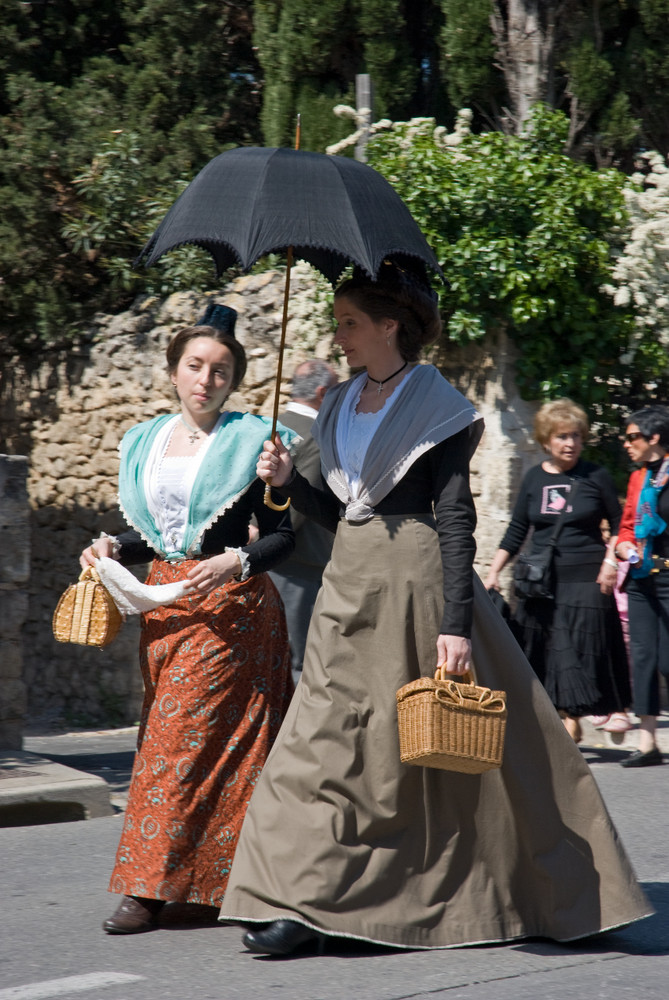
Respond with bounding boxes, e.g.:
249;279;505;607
52;566;123;648
396;666;507;774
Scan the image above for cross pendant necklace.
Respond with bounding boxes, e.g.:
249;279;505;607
180;415;215;444
366;362;408;396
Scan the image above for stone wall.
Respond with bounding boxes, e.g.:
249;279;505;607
0;268;542;732
430;330;543;578
0;456;30;748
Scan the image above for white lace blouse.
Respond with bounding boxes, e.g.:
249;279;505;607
144;415;220;555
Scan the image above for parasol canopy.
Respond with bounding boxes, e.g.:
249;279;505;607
135;142;444;509
135;146;444;285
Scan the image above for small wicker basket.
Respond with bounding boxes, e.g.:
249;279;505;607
52;566;123;648
396;666;507;774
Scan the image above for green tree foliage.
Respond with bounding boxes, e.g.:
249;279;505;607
4;0;669;364
356;1;419;116
117;0;261;178
0;1;260;349
629;0;669;154
253;0;355;149
440;0;497;116
0;0;124;98
366;108;643;433
438;1;669;166
252;0;448;150
60;131;216;302
253;2;669;164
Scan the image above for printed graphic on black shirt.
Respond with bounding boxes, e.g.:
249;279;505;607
541;483;573;515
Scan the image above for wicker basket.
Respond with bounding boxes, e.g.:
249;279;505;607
396;666;507;773
52;566;123;648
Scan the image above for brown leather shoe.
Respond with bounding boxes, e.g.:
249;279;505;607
103;895;165;934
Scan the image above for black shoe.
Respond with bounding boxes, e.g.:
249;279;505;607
621;746;663;768
242;919;324;956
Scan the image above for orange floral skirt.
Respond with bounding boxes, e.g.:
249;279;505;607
108;559;294;906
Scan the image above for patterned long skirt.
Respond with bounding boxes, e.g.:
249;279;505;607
108;559;294;907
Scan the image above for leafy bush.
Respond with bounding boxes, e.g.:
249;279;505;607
367;106;638;418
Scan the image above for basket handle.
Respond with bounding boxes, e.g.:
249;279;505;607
435;662;473;684
79;565;101;584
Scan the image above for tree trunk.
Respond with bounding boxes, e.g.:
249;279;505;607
492;1;558;132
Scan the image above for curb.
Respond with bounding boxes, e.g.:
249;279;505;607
0;750;114;826
579;711;669;753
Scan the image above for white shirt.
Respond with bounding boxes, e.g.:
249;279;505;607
145;415;220;555
286;401;319;419
336;369;418;502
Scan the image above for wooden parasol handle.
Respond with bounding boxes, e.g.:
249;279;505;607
263;244;293;511
263;115;301;512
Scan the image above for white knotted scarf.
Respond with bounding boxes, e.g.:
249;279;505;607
312;364;483;522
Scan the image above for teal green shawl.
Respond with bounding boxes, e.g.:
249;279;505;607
118;412;298;559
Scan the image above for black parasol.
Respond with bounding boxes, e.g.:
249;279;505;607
135;146;444;285
136;143;443;508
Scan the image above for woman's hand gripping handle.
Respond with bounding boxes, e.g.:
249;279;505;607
436;634;472;675
257;435;294;491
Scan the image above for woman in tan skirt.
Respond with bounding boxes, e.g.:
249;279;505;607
218;262;651;955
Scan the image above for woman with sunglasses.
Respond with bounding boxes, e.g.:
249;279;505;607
615;406;669;767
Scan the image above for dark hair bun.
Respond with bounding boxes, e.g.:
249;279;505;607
337;260;441;361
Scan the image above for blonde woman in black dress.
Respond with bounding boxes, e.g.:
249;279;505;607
485;399;631;744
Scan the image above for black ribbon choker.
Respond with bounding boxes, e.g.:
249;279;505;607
366;362;408;396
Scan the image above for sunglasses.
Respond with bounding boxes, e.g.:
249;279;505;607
623;432;647;443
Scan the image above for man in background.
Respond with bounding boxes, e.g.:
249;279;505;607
270;359;339;673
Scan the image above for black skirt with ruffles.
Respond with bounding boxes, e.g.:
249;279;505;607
513;556;631;716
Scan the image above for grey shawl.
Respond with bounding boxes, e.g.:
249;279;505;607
311;364;483;521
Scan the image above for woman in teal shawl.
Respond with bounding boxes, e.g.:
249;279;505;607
80;305;297;933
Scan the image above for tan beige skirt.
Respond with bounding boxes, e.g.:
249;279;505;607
219;515;650;948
